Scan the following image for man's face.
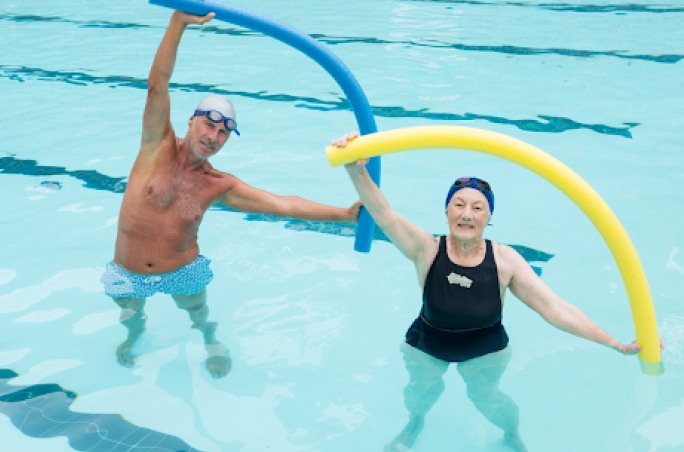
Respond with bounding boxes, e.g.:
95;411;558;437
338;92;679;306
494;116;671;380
187;115;231;159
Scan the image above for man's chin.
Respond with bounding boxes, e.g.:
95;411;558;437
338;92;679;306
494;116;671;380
191;147;211;160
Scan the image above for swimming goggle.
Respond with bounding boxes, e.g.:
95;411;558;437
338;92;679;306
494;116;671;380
193;109;240;136
445;177;495;213
453;177;492;193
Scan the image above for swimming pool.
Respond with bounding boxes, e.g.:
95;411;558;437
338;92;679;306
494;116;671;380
1;0;683;450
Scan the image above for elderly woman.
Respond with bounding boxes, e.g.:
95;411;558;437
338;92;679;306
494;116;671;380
331;132;641;452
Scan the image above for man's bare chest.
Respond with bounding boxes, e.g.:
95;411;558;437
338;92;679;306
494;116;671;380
144;169;220;220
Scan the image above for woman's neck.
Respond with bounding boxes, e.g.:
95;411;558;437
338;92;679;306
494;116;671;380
448;235;485;264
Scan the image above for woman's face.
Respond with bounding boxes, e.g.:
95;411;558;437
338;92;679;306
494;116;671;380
446;188;491;240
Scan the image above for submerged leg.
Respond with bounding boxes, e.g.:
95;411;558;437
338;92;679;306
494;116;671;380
385;343;449;452
172;290;231;379
457;348;527;451
112;296;147;368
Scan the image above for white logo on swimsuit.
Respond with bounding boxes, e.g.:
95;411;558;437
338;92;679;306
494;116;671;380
447;272;472;288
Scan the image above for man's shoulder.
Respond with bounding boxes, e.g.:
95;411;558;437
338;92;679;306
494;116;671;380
205;168;242;197
205;165;235;180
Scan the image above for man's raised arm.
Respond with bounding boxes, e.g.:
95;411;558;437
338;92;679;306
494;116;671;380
141;11;215;149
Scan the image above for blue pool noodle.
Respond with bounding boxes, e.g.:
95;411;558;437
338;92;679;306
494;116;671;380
149;0;380;252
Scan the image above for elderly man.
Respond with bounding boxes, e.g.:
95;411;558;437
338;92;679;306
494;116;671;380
100;11;359;379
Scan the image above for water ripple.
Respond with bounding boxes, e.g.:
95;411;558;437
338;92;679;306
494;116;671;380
0;368;201;451
405;1;684;14
0;65;637;137
1;13;680;64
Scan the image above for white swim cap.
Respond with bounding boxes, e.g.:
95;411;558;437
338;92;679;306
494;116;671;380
195;94;237;120
194;94;239;135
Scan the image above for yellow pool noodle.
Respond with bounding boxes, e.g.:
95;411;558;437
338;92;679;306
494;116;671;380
326;125;663;375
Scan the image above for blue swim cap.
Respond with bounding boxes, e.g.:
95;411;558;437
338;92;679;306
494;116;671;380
445;177;494;214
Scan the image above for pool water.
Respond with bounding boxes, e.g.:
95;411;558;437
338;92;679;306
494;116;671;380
1;0;683;451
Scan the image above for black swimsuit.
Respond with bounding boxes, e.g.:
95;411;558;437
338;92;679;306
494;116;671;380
405;237;509;362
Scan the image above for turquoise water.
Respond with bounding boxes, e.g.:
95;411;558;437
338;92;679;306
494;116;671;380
1;0;683;450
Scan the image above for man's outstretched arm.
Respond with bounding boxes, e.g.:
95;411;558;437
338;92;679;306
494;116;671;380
221;177;361;223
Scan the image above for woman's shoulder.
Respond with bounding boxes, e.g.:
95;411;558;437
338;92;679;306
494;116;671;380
490;240;511;253
490;241;526;275
492;241;528;261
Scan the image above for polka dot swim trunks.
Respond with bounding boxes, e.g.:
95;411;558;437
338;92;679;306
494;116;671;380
101;255;213;298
